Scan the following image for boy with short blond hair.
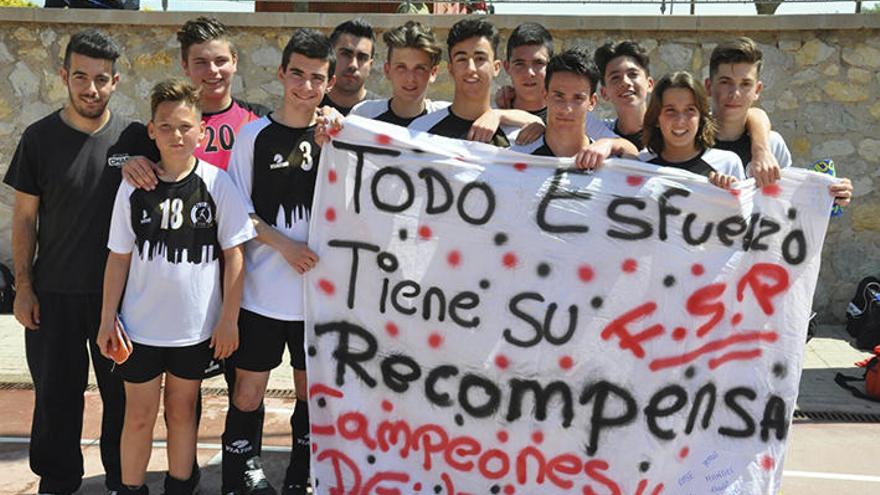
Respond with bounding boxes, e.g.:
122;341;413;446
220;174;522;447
98;79;254;495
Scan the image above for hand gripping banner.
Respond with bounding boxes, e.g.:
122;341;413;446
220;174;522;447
305;116;835;495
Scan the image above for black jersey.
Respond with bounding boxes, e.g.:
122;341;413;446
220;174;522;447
3;110;158;293
714;131;792;175
321;89;380;116
613;119;644;150
409;107;512;148
227;114;322;320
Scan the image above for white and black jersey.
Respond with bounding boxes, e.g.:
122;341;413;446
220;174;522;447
408;106;518;148
227;114;322;321
715;130;792;175
108;160;255;347
510;136;592;157
351;98;450;128
639;148;745;180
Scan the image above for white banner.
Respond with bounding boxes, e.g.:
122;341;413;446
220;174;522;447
305;116;835;495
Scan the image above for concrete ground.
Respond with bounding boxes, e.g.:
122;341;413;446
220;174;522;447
0;315;878;494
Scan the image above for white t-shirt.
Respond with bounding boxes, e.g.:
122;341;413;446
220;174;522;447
108;160;256;347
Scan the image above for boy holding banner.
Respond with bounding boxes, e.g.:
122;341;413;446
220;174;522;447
408;17;542;146
705;37;852;206
511;48;635;168
595;40;782;187
223;28;335;495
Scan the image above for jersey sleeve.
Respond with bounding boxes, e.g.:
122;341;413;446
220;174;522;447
724;153;747;180
107;182;136;254
586;114;619;140
771;132;792;169
3;128;41;195
227;121;258;215
213;171;257;250
349;99;371;117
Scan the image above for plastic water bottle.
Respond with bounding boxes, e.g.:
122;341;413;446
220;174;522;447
812;158;843;218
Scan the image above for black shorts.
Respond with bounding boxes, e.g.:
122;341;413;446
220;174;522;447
235;309;305;372
116;338;222;384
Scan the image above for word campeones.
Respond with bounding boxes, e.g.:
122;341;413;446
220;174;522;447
336;143;810;266
313;320;790;458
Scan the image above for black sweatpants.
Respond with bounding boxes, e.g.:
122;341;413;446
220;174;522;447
25;292;125;493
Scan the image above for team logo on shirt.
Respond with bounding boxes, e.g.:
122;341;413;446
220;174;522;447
270;153;290;170
139;209;152;225
190;202;214;228
107;153;131;168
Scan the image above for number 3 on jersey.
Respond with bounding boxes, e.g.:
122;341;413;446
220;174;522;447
299;140;313;171
159;198;184;230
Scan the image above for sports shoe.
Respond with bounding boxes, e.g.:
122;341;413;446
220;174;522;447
242;456;277;495
281;483;312;495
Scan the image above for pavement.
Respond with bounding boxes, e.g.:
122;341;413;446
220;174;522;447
0;314;878;494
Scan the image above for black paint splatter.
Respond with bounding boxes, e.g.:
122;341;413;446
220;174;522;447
537;263;551;277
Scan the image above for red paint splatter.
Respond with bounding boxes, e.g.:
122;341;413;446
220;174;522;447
672;327;687;341
513;162;528;171
418;225;432;240
318;279;335;295
622;258;638;273
559;356;574;370
385;322;399;337
531;431;544;444
691;263;705;276
497;430;509;443
328;169;337;183
308;383;344;400
413;482;422;491
650;331;777;371
626;175;644;186
762;183;781;197
376;133;392;145
495;354;509;370
428;333;443;349
679;446;690;459
504;485;515;495
708;348;763;370
447;250;461;267
760;455;775;471
324;207;336;222
502;252;518;269
578;264;594;282
382;400;394;412
731;313;743;326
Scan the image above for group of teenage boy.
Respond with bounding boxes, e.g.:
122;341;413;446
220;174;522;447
5;13;854;495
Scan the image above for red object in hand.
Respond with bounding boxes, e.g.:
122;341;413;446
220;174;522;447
109;314;133;365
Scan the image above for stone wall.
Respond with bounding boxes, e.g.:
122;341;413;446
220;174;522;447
1;9;878;322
